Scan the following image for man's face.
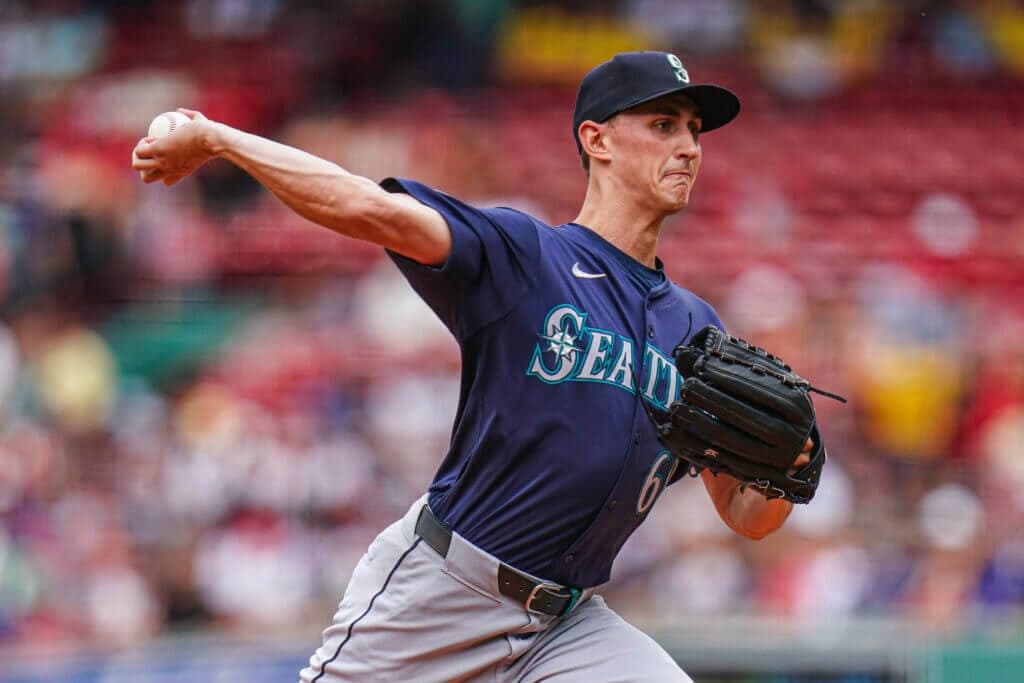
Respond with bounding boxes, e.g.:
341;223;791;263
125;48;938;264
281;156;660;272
603;94;703;213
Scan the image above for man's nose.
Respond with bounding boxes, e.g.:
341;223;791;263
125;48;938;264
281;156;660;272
676;132;699;159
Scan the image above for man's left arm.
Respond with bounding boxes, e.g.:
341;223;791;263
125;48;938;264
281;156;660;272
702;438;813;540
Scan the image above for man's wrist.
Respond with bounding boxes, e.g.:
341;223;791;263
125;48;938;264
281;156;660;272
196;119;229;157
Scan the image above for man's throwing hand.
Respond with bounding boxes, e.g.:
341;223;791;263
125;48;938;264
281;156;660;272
131;109;213;186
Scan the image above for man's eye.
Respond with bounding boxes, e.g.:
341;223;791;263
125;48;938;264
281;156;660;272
654;120;672;131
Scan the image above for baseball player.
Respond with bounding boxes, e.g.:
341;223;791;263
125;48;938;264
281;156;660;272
133;51;815;682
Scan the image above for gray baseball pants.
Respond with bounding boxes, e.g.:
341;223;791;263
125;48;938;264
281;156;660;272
300;496;691;682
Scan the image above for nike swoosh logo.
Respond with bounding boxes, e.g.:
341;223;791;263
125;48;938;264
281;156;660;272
572;262;607;279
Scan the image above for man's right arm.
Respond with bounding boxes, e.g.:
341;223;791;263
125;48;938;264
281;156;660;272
131;109;451;266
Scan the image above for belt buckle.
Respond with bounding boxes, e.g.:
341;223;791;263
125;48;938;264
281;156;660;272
525;583;582;617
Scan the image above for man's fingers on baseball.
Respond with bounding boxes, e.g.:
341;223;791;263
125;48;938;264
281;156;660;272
133;140;157;161
132;153;159;171
133;148;162;181
176;108;206;122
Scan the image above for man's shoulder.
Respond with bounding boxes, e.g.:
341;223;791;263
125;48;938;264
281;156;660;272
472;200;557;231
666;281;721;319
484;204;548;225
383;178;549;228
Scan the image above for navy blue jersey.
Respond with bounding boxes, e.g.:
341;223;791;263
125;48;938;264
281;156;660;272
382;178;724;588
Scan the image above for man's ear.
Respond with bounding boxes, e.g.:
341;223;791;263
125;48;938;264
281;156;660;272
577;121;612;163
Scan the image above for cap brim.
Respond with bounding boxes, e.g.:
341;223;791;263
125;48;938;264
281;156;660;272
625;83;740;133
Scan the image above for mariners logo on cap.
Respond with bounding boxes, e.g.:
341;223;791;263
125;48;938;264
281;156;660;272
666;54;689;83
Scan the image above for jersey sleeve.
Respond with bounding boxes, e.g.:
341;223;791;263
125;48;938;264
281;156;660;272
380;177;541;341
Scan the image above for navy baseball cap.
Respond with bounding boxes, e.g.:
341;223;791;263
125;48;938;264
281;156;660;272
572;51;740;151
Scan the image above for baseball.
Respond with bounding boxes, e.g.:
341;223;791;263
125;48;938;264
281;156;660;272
147;111;191;138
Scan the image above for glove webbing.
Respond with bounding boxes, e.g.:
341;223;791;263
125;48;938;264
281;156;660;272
697;334;847;404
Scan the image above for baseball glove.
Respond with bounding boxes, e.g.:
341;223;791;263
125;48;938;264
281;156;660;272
647;325;845;504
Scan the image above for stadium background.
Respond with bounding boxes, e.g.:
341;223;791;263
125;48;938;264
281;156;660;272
1;1;1024;681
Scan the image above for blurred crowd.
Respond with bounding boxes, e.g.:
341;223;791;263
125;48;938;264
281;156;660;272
2;0;1024;655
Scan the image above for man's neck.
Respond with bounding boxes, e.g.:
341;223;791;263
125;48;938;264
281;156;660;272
572;178;668;269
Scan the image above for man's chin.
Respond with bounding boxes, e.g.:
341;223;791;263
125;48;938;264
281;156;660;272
661;194;690;214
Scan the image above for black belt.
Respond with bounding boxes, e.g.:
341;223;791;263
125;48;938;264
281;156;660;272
414;505;582;617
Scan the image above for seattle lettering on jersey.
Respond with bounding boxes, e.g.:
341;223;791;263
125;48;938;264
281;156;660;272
525;304;682;409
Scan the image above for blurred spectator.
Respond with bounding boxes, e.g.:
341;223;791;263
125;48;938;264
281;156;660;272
0;323;19;424
185;0;282;40
956;311;1024;519
723;265;806;340
928;0;996;74
977;0;1024;75
851;264;965;460
497;5;651;84
977;534;1024;609
0;10;108;84
749;0;896;99
33;328;117;435
627;0;748;54
193;511;317;629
